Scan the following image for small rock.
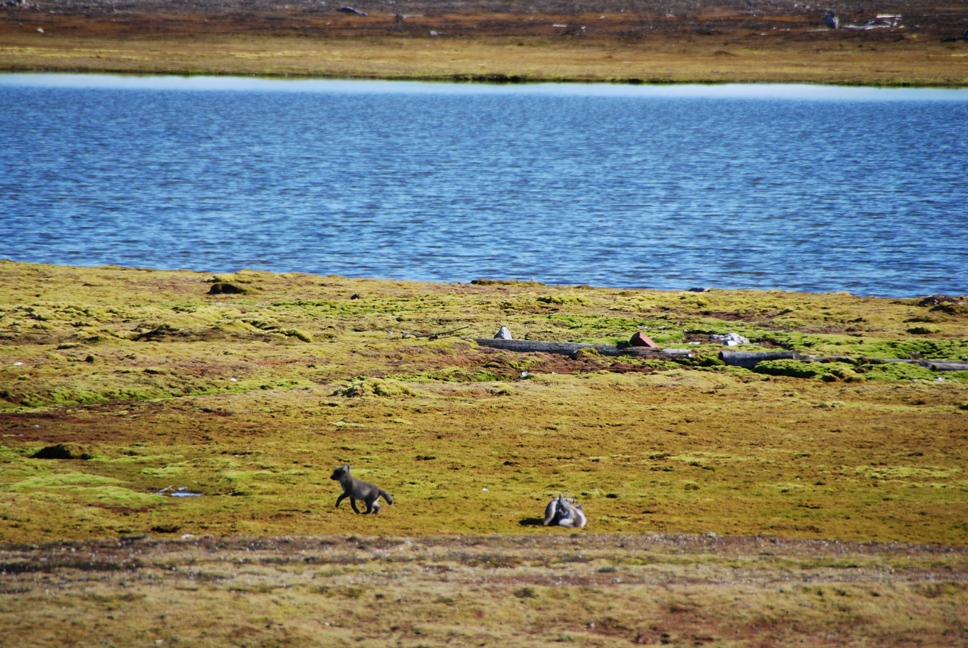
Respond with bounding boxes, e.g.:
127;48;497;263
628;331;659;348
31;443;91;460
337;5;367;15
918;294;961;307
686;286;710;293
208;282;245;295
495;326;513;340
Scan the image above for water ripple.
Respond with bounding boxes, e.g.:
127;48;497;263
1;77;966;296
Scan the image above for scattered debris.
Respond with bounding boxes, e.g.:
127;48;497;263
157;486;201;497
824;10;839;29
628;332;659;348
844;14;902;30
711;332;749;346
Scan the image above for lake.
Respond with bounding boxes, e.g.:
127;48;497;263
1;74;966;297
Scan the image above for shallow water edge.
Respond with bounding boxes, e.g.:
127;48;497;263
4;73;968;97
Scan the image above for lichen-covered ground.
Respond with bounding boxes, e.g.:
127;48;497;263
1;260;966;646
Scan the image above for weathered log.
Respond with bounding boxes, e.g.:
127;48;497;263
922;361;968;372
474;339;606;354
720;351;798;368
472;338;692;360
863;358;968;371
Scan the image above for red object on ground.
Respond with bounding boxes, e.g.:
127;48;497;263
629;332;659;348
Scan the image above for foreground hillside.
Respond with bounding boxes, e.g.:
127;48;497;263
1;0;967;85
2;533;966;647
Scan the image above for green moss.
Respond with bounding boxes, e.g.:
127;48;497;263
3;471;122;491
334;377;420;397
754;360;862;382
282;329;313;343
862;362;937;382
1;261;967;545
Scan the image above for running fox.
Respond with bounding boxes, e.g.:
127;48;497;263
330;464;394;514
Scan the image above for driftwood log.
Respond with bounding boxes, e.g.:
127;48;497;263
919;361;968;372
472;338;693;359
865;358;968;372
472;340;965;372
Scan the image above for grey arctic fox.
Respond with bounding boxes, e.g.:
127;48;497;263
330;464;394;514
542;494;587;528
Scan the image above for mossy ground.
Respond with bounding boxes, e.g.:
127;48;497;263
1;261;967;645
1;260;966;545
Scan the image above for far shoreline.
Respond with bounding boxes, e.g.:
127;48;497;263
2;3;967;88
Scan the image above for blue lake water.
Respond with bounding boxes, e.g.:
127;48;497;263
1;74;966;297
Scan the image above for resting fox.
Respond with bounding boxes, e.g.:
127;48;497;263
542;494;587;528
330;464;394;514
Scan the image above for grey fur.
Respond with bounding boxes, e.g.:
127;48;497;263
542;495;587;528
330;464;394;514
557;500;587;528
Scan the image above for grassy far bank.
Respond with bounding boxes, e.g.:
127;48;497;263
1;0;967;85
1;260;966;546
